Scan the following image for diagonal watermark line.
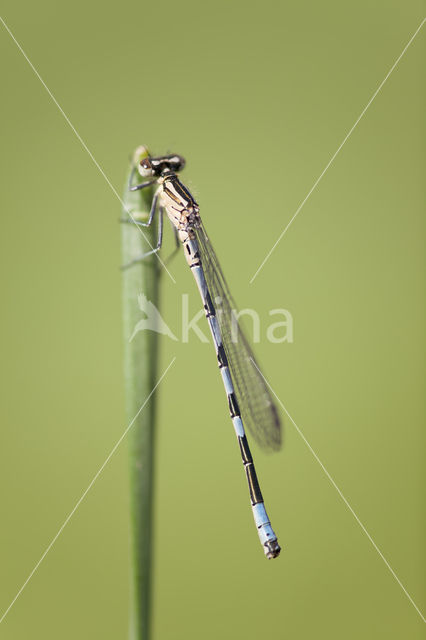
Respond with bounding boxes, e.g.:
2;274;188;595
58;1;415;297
249;17;426;284
0;357;176;626
251;358;425;623
0;15;176;284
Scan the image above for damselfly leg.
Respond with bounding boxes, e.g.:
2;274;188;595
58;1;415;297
120;207;163;270
164;226;181;264
128;165;157;192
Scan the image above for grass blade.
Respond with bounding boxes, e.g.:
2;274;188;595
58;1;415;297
121;146;161;640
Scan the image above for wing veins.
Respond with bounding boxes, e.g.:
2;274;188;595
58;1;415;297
194;223;282;452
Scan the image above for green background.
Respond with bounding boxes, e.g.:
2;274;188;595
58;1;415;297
0;2;424;638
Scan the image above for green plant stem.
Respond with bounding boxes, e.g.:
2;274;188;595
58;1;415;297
121;147;160;640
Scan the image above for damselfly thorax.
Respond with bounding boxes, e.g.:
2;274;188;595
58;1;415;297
159;171;200;233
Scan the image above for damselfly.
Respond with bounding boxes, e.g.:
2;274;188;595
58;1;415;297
126;150;282;558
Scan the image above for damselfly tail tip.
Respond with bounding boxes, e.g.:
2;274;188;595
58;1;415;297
265;540;281;559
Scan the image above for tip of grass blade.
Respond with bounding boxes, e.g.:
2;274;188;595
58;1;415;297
132;145;151;168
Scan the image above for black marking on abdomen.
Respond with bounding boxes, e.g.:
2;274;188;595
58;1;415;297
204;290;215;318
228;392;240;418
217;344;228;368
245;463;263;505
185;243;200;259
238;435;253;464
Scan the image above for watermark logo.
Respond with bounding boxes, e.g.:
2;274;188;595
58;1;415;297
130;294;178;342
130;293;293;344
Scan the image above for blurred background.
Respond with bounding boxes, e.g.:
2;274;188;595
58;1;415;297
0;1;424;638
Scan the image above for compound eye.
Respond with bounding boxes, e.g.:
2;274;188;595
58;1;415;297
138;157;153;177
